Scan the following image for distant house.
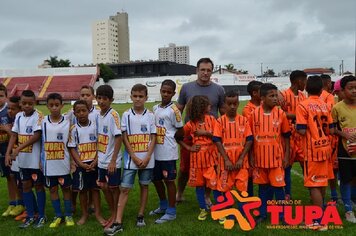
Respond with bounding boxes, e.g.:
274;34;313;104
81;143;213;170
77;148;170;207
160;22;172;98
303;68;333;75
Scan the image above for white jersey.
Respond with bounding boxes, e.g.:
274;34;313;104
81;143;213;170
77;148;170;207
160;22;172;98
41;115;71;176
97;108;122;169
64;105;100;125
10;158;19;172
67;120;98;163
12;110;43;169
121;108;156;169
153;102;183;161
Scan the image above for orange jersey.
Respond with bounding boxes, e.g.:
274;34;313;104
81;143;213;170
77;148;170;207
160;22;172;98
184;115;218;169
249;106;290;168
320;90;335;111
296;96;333;162
242;101;258;119
214;114;253;170
280;88;306;120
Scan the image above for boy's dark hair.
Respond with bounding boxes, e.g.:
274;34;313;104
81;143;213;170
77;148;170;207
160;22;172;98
189;95;210;122
224;90;239;101
320;74;331;81
47;93;63;103
260;83;278;97
21;90;36;99
161;79;176;91
290;70;307;83
9;96;20;104
73;100;89;111
340;75;356;89
81;85;95;95
197;58;214;70
247;80;263;96
96;85;114;99
0;84;7;96
306;76;323;95
131;84;148;96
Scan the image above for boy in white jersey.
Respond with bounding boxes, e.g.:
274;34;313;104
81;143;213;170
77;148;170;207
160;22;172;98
41;93;74;228
150;80;183;224
96;85;122;229
105;84;156;235
6;90;46;228
68;100;106;226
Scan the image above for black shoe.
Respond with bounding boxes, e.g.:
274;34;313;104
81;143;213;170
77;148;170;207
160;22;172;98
19;217;36;229
136;215;146;227
104;223;123;236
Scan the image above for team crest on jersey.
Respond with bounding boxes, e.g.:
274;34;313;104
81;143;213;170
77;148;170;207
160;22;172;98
238;126;245;134
26;126;33;133
159;118;164;126
57;133;63;140
89;133;96;141
141;124;148;132
272;119;280;128
103;126;108;134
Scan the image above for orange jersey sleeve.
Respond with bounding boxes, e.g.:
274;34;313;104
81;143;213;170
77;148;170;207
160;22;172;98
280;88;306;115
250;106;290;168
242;101;257;119
296;96;332;161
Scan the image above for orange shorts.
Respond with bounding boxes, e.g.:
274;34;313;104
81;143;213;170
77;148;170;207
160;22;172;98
188;166;217;189
179;138;191;173
304;160;328;187
290;132;304;163
217;169;249;192
252;167;285;187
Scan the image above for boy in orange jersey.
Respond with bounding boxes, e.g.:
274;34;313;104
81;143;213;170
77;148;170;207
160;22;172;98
214;90;253;193
278;70;307;200
178;95;219;221
242;80;263;197
249;83;291;223
296;76;334;229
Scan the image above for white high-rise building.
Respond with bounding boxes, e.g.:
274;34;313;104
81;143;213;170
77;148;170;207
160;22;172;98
92;12;130;64
158;43;190;64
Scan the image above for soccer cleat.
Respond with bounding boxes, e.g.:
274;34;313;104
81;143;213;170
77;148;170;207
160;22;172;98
219;217;226;225
149;207;166;216
198;208;208;221
285;194;291;201
33;216;46;228
15;211;28;221
10;205;25;216
65;216;75;226
49;216;62;228
136;215;146;227
317;224;328;231
2;205;15;217
19;217;36;229
345;211;356;223
104;223;123;236
155;213;176;224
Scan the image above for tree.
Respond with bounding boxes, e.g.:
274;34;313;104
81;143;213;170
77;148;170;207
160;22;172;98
224;63;235;71
98;63;115;83
237;69;249;74
263;69;275;77
45;56;71;67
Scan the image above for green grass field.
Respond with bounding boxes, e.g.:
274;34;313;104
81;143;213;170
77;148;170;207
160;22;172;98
0;101;353;235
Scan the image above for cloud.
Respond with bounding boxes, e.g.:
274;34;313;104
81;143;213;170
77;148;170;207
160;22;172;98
1;38;65;58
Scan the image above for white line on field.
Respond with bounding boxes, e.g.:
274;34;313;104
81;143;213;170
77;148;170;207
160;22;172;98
291;169;303;178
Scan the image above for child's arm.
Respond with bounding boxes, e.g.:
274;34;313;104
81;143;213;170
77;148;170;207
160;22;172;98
68;147;90;170
194;129;213;138
12;131;41;157
0;124;13;136
122;132;143;167
108;135;122;174
177;139;201;152
5;131;17;167
141;134;156;169
214;140;234;171
236;139;253;169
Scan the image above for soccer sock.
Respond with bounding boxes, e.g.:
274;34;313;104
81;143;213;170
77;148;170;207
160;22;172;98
330;188;338;201
212;190;222;203
284;166;291;196
23;191;34;218
340;181;352;212
51;199;62;217
64;200;72;217
17;199;24;206
273;186;285;220
36;190;46;218
159;199;168;210
196;187;207;210
32;191;38;213
351;185;356;202
248;177;254;196
166;206;176;215
258;185;269;218
9;200;16;206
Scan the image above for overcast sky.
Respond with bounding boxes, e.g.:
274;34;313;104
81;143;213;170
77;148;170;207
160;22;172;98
0;0;355;75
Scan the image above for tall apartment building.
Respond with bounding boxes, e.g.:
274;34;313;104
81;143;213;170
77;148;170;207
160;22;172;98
92;12;130;64
158;43;190;65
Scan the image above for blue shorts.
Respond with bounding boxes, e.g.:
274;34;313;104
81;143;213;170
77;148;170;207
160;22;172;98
0;156;10;177
19;168;44;185
98;167;121;187
153;160;177;181
45;174;72;188
72;165;99;191
10;170;22;190
121;169;153;189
